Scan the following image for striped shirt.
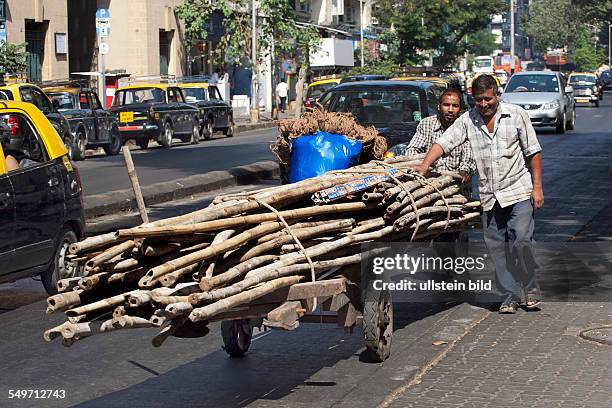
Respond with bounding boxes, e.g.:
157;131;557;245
436;102;542;211
405;115;476;175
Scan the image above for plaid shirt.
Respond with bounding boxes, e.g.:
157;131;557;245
436;102;542;211
405;115;476;175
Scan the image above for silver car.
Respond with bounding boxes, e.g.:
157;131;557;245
501;71;576;133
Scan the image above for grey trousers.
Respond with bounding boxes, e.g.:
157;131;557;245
483;199;540;302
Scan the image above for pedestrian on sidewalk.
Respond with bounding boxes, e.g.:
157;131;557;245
405;87;476;262
276;79;288;113
416;74;544;314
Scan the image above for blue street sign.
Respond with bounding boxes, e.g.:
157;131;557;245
95;8;110;20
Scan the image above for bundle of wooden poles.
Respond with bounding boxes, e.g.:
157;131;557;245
43;156;481;347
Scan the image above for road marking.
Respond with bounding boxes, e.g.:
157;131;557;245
251;331;272;342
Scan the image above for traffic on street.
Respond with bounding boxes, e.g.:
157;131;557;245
1;1;612;407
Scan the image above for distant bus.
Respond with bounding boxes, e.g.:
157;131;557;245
494;54;521;75
472;56;494;74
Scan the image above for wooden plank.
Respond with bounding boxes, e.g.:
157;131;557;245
264;301;303;330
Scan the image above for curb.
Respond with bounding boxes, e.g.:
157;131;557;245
84;160;280;219
234;120;279;133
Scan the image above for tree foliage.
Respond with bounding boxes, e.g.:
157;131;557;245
570;27;606;71
467;29;497;56
526;0;580;51
0;42;28;74
374;0;502;67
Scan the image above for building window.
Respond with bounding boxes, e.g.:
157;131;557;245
159;30;171;76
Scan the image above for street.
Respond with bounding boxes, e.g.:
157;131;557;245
77;127;279;196
1;96;611;408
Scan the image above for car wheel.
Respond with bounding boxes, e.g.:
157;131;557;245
555;111;566;134
64;136;75;161
203;119;214;140
224;121;235;138
190;122;200;144
42;227;82;295
103;128;122;155
71;129;87;161
159;121;173;147
567;109;576;131
136;137;149;149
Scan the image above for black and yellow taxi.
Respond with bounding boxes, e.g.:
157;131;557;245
43;84;122;159
178;82;234;139
305;77;341;108
110;84;200;149
0;82;75;160
0;100;85;294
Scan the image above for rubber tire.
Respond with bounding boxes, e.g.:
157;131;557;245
64;137;75;161
158;121;174;147
555;112;566;134
136;137;149;149
41;228;82;295
363;288;393;363
190;122;200;144
224;118;234;137
221;319;253;358
71;130;87;161
203;118;214;140
103;128;122;155
566;109;575;131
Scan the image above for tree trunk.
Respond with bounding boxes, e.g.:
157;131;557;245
294;65;307;118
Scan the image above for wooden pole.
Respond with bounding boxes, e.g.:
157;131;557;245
122;146;149;224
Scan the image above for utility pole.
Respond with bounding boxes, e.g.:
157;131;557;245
609;21;611;68
510;0;515;74
360;0;365;67
250;0;259;123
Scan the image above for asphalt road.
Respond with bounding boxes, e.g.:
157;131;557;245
1;95;611;407
77;127;279;196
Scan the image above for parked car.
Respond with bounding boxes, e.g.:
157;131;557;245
600;70;612;90
393;75;470;110
305;78;341;109
0;100;85;294
178;82;234;139
0;83;75;160
317;80;439;148
501;71;576;133
44;85;122;159
110;84;200;149
567;72;601;106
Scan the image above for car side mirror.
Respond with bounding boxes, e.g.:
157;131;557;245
564;86;573;94
52;99;60;110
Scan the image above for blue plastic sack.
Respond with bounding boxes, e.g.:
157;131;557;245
288;130;362;183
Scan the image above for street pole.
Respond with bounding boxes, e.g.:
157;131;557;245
609;22;611;68
360;0;365;67
510;0;515;74
250;0;258;123
101;39;107;109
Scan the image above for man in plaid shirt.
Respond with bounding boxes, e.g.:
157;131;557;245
405;88;476;182
416;75;544;314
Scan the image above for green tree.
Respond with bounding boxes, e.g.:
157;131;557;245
571;27;606;71
467;30;497;56
176;1;320;122
526;0;580;51
374;0;502;67
571;0;612;23
0;42;28;74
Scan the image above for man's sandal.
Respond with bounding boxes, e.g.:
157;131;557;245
525;291;542;310
499;300;519;314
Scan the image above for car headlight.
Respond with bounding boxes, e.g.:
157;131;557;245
584;88;592;94
542;101;560;110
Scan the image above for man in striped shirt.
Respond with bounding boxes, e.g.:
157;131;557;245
416;75;544;314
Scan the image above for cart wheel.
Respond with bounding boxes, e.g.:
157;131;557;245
363;288;393;362
221;319;253;358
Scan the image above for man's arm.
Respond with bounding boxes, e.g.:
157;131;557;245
527;152;544;209
457;143;476;184
416;114;468;175
416;144;445;175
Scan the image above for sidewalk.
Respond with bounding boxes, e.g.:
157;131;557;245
233;110;293;133
382;204;612;408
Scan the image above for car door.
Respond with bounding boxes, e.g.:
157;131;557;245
88;91;111;142
76;91;97;142
209;86;228;127
8;112;65;271
0;169;15;275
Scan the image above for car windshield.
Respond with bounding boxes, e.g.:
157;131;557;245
47;92;75;109
474;58;492;68
505;74;559;93
181;87;207;102
324;89;422;126
569;75;596;84
113;87;165;106
307;83;336;100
